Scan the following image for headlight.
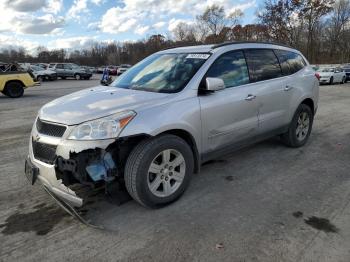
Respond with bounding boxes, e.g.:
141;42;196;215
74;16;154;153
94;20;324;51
68;111;136;140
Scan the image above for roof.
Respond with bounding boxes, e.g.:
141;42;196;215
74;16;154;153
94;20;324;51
158;45;214;54
158;41;296;54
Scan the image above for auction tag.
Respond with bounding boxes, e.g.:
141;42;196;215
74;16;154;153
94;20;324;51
186;54;210;59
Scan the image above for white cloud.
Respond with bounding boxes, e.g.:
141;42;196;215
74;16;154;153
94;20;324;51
18;14;65;34
47;36;98;49
135;25;150;35
168;18;194;32
153;21;166;29
91;0;104;5
227;0;257;15
5;0;46;12
98;0;257;35
67;0;89;20
99;7;141;33
0;35;39;54
0;1;65;35
44;0;64;14
67;0;105;21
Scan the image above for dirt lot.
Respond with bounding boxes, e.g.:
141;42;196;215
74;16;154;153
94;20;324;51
1;78;350;262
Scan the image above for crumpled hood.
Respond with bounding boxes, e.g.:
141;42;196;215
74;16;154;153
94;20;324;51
39;86;170;125
318;72;332;77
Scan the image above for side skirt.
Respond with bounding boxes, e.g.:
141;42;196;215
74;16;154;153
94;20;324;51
201;126;289;164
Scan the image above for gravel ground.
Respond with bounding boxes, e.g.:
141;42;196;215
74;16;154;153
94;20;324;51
0;77;350;262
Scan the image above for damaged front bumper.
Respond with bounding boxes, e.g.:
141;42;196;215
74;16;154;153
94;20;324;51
27;120;117;208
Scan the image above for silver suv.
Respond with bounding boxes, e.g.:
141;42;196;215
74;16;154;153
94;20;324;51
49;63;92;80
25;42;319;209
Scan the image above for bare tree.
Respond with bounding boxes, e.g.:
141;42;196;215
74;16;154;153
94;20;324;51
197;5;226;36
301;0;335;61
325;0;350;62
173;22;197;42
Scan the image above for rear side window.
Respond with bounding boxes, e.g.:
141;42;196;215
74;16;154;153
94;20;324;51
244;49;282;82
206;51;249;88
56;64;63;69
274;50;306;75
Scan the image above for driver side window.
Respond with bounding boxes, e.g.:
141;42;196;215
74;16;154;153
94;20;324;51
206;51;249;88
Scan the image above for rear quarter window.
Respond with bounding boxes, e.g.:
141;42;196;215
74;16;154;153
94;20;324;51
244;49;282;82
274;50;306;75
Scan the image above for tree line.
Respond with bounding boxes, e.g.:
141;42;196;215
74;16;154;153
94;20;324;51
1;0;349;66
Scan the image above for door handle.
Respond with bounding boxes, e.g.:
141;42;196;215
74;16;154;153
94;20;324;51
245;94;256;101
284;85;294;91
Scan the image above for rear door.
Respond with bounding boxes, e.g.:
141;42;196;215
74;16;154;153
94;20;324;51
244;49;291;133
55;64;64;77
334;67;343;82
63;64;74;77
199;50;259;153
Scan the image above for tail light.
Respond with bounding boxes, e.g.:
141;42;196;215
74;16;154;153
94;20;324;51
315;73;320;80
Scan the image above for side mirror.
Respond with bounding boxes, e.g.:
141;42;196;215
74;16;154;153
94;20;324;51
205;77;225;91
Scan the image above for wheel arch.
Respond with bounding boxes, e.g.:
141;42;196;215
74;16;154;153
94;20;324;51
116;129;200;174
159;129;200;174
5;80;24;88
300;98;315;115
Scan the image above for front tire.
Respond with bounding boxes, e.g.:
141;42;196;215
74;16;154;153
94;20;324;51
4;82;24;98
329;76;334;85
125;134;194;208
342;76;346;84
281;104;313;148
74;74;81;80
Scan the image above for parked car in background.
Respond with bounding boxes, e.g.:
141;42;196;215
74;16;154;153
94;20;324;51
317;67;346;84
0;63;39;98
26;42;318;209
88;66;97;73
97;66;105;73
29;65;57;81
117;64;131;75
49;63;92;80
343;67;350;82
33;63;49;70
107;65;119;75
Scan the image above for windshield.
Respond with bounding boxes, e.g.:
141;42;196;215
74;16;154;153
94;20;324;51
111;53;209;93
321;68;334;72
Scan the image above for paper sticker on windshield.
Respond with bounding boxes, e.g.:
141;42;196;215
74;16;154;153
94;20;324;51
186;54;210;59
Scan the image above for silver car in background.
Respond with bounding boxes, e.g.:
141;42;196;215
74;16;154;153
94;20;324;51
317;67;346;84
25;42;319;209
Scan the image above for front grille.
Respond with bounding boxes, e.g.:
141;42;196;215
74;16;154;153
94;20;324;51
36;118;66;137
32;140;57;164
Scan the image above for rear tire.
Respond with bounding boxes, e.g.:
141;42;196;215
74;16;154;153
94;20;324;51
4;82;24;98
125;134;194;208
342;77;346;84
329;76;333;85
281;104;313;148
74;74;81;80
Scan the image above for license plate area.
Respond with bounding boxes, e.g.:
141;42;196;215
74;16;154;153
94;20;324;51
25;157;39;185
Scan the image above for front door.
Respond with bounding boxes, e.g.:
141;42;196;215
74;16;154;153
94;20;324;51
199;50;259;154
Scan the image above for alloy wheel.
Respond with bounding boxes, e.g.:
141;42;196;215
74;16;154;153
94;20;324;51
147;149;186;198
296;112;310;141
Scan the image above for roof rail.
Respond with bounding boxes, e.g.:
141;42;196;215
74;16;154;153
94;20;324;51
211;41;292;49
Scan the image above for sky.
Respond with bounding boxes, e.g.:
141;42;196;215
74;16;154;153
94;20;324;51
0;0;261;53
